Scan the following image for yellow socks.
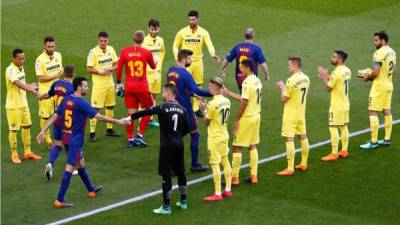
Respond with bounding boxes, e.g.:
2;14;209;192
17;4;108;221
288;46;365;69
221;156;232;191
211;164;221;194
21;128;32;154
105;109;113;129
40;118;52;144
300;138;309;166
370;116;379;143
384;115;392;140
9;131;17;155
249;149;258;176
329;127;339;154
192;96;200;112
231;152;242;178
90;118;97;133
340;126;349;151
286;142;295;171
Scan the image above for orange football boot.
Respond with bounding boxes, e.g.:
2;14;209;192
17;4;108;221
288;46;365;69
295;164;308;171
339;150;348;158
232;177;240;186
245;175;258;184
11;154;22;164
321;153;338;161
277;168;294;176
24;152;42;160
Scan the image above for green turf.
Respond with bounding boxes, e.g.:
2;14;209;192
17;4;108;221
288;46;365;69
1;0;399;224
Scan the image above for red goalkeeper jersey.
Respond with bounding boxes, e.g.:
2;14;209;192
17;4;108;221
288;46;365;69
116;45;156;92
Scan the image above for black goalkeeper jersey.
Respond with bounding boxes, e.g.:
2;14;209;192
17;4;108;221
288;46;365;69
130;100;190;148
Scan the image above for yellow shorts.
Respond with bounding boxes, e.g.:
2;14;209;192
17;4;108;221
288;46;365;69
208;140;229;165
186;61;204;85
147;70;162;94
7;107;32;130
329;110;349;126
368;89;392;111
282;118;306;137
233;114;260;147
39;97;55;118
91;85;116;108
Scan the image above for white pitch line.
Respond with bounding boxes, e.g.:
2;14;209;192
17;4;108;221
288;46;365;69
47;119;399;225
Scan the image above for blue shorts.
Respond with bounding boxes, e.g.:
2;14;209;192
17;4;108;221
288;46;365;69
186;110;198;132
65;145;83;165
53;124;62;141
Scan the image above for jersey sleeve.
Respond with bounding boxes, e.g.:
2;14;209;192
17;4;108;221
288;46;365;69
47;82;56;97
241;80;250;100
79;99;98;119
204;30;216;57
256;46;266;64
35;57;45;76
373;50;384;67
86;49;95;67
5;68;19;83
225;46;237;62
58;53;63;68
173;31;183;60
116;50;124;81
159;39;166;66
327;72;338;88
185;74;212;97
111;47;118;64
283;79;293;98
130;105;161;120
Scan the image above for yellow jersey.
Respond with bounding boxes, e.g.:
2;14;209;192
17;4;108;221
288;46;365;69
372;45;396;91
5;63;28;109
241;74;262;117
206;94;230;143
283;72;310;121
328;65;351;111
173;25;215;62
142;34;165;72
87;45;118;88
35;51;63;93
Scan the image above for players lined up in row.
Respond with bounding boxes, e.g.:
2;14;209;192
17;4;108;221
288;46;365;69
5;11;396;212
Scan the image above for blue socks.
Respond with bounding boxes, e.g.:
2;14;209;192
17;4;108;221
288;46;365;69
78;168;94;192
49;145;62;167
57;171;72;202
190;132;200;167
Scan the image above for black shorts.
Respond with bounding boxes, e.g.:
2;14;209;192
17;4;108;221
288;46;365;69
159;147;185;175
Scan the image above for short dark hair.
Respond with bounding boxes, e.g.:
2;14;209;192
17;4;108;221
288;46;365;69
44;36;55;44
73;77;87;91
188;10;199;18
98;31;109;38
164;83;177;96
334;50;348;62
374;31;389;42
178;49;193;61
64;65;75;78
288;56;302;68
148;19;160;28
241;59;255;72
12;48;24;57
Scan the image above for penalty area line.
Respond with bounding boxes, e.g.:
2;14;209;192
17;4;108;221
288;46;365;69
47;119;399;225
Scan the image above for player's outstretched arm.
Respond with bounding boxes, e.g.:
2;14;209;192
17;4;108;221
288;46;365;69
261;62;271;82
221;88;241;101
95;113;129;127
37;113;59;143
14;80;38;94
186;76;212;97
129;106;160;120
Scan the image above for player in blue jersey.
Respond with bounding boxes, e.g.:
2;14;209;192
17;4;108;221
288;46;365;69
37;77;128;208
37;65;75;181
167;49;212;172
221;28;270;91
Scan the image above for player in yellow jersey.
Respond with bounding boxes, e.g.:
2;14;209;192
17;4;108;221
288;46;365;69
143;19;165;127
276;57;310;176
87;31;121;142
200;77;232;202
6;48;42;164
36;36;64;147
359;31;397;149
318;50;351;161
173;10;221;117
223;59;262;185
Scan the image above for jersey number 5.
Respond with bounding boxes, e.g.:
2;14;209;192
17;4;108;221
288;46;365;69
65;109;72;128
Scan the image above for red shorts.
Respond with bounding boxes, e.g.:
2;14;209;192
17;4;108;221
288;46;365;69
124;91;153;109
